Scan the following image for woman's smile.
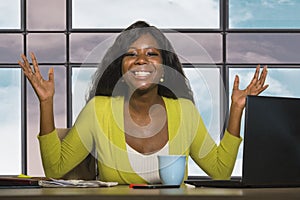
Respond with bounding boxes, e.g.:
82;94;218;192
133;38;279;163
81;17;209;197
129;66;155;80
132;70;152;78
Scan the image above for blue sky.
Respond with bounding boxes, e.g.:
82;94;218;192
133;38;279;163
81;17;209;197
229;0;300;28
1;0;300;176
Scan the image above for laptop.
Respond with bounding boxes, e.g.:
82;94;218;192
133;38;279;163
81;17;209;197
185;95;300;188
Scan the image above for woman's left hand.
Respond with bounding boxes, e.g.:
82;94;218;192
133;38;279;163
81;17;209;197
231;65;269;109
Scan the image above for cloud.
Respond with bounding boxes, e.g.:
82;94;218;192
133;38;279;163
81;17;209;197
227;34;300;63
262;0;294;8
265;76;292;96
27;34;66;63
0;35;23;63
229;9;253;27
166;33;221;64
229;0;298;28
70;33;117;63
229;68;296;98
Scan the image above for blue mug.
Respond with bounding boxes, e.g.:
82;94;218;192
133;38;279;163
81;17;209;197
157;155;186;185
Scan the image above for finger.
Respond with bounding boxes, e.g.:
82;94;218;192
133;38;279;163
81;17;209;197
48;67;54;83
248;65;263;88
18;60;30;78
30;52;42;79
256;84;269;95
19;54;28;71
252;64;261;81
233;75;239;90
18;56;33;78
18;60;26;71
258;65;268;85
20;54;34;74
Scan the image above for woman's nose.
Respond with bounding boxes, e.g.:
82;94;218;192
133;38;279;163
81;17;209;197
134;54;148;65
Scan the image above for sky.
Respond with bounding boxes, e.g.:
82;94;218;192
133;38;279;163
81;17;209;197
1;0;300;176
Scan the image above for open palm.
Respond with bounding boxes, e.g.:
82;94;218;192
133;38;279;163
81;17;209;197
18;52;55;102
231;65;268;109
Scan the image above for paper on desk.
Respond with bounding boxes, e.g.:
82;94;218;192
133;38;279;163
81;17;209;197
39;178;118;188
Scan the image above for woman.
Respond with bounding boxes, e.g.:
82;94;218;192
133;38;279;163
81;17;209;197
19;21;268;184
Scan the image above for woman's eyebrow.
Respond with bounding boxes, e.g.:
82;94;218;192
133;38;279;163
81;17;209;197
127;46;159;50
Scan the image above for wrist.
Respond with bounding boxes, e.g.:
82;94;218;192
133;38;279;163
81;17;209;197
230;101;244;112
39;97;54;105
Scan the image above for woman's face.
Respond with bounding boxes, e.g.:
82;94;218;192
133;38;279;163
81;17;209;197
122;33;163;92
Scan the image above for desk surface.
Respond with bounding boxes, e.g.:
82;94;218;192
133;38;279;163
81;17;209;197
0;185;300;200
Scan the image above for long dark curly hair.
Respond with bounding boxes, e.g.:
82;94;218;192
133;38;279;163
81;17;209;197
87;21;194;103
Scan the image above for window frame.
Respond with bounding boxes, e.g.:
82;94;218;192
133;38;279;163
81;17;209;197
1;0;300;176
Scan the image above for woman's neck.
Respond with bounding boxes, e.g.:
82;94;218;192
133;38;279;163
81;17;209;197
126;89;163;115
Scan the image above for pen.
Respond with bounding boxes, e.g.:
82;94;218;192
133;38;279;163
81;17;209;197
129;184;147;188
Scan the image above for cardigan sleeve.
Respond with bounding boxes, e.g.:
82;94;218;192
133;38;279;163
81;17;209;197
187;100;242;180
38;98;96;178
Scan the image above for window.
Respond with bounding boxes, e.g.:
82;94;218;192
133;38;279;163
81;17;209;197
27;0;65;30
228;67;300;175
72;0;220;29
229;0;300;29
26;66;67;175
0;0;21;29
0;68;22;175
1;0;300;177
227;33;300;63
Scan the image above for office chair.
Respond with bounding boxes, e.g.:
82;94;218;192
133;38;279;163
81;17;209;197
56;128;97;180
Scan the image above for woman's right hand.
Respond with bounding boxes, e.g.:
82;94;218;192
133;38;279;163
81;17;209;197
18;52;55;102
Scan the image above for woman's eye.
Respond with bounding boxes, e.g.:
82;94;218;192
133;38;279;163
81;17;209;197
124;52;136;57
147;52;159;56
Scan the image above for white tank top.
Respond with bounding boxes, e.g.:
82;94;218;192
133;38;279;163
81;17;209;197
126;143;169;184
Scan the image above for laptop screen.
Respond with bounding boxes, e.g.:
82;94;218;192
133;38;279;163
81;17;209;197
243;95;300;186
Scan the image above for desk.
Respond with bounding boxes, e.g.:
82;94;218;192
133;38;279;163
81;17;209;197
0;185;299;200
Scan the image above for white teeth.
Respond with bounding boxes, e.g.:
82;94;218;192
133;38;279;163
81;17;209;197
134;71;151;76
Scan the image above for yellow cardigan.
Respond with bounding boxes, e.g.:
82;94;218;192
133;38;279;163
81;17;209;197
38;96;242;184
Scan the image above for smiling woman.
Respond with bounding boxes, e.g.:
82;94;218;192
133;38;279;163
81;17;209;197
3;0;297;180
18;20;268;184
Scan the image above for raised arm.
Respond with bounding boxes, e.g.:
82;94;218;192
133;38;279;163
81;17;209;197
18;52;55;135
227;65;268;137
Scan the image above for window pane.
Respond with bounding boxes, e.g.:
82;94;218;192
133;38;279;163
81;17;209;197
166;33;222;63
72;0;219;29
70;33;117;63
227;33;300;64
185;67;222;176
0;0;21;29
0;68;21;175
27;0;66;30
229;67;300;176
27;34;66;63
27;66;66;176
72;67;96;121
0;34;23;63
229;0;300;29
70;33;222;64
